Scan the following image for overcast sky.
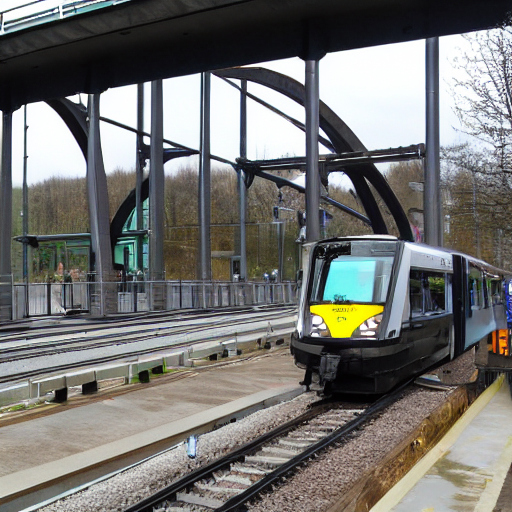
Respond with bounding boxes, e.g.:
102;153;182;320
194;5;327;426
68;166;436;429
8;33;472;187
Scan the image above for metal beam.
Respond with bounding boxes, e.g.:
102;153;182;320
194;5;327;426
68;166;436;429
425;37;442;247
238;79;248;281
198;72;212;281
246;144;425;172
136;83;144;272
0;111;12;320
305;60;321;242
22;105;28;317
149;79;164;280
216;67;412;240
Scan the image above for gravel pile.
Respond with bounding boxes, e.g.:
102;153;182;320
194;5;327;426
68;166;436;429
37;393;317;512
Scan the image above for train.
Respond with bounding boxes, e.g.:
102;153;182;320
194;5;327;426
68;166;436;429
290;235;512;394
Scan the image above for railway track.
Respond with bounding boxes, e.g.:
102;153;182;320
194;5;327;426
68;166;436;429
0;306;296;383
125;383;410;512
0;306;294;351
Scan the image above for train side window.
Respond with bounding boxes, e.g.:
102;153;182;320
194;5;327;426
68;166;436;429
490;278;503;305
485;278;492;308
469;265;483;310
410;270;423;317
426;274;446;313
409;270;446;317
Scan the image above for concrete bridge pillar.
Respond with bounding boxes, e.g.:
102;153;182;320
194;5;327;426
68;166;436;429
87;94;115;315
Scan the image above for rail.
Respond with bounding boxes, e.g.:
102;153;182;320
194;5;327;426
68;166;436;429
0;0;130;36
10;279;297;319
125;381;412;512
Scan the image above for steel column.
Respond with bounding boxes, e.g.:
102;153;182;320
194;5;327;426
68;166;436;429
198;72;212;281
238;79;248;281
149;79;164;280
136;83;144;272
22;106;29;317
0;111;12;320
87;94;114;315
305;60;321;242
425;37;442;247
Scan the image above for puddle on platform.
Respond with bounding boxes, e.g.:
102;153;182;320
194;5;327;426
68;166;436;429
392;454;492;512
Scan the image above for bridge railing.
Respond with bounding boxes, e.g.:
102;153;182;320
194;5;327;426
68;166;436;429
0;0;129;36
10;279;297;318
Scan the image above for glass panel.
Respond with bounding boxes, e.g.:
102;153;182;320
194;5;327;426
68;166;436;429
410;270;423;317
469;265;483;310
319;256;394;304
426;274;445;313
410;270;446;317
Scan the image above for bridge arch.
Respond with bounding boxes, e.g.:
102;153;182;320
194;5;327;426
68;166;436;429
45;67;414;273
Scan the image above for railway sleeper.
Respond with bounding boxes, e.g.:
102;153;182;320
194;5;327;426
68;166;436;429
175;491;224;509
259;445;298;458
309;418;343;427
286;430;325;440
157;504;191;511
195;483;245;494
216;474;254;486
244;454;290;467
278;438;314;449
230;462;271;476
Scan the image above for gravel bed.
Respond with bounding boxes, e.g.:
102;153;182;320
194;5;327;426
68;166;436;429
248;351;478;512
37;393;318;512
248;387;453;512
38;351;477;512
435;347;477;384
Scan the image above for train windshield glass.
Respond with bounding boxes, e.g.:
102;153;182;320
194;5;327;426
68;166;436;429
311;256;394;305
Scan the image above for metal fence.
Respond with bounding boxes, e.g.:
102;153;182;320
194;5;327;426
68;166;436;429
10;279;297;319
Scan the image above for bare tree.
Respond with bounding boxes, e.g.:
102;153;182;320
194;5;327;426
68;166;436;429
452;21;511;175
444;19;512;267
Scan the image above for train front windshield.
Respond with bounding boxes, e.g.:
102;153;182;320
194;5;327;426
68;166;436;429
312;257;393;305
308;241;396;339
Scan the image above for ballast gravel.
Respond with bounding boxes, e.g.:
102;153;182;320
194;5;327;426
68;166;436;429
248;387;453;512
249;349;477;512
37;393;317;512
38;350;477;512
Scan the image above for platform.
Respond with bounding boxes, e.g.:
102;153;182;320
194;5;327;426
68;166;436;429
371;375;512;512
0;350;303;512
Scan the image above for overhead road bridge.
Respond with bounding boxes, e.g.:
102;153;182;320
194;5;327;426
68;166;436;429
0;0;510;112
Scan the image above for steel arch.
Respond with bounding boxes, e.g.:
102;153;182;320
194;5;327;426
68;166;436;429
214;67;413;241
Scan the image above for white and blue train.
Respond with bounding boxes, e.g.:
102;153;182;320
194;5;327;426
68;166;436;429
291;235;512;394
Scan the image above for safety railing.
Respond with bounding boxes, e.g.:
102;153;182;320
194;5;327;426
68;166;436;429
0;0;130;36
10;279;297;319
12;281;90;317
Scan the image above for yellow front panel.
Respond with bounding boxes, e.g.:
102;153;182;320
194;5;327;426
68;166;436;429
310;304;385;338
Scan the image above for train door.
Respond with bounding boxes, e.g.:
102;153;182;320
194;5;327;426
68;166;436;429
452;255;467;357
403;268;452;365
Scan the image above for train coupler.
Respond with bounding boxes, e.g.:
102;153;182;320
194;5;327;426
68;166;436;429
319;354;341;384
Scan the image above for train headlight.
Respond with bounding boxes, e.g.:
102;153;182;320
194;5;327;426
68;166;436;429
310;314;331;338
352;314;383;338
